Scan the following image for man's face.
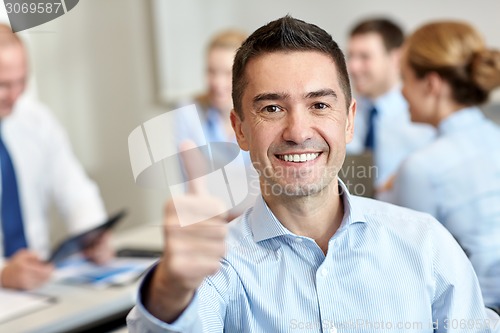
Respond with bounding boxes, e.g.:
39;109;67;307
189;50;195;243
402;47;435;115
206;47;235;113
231;51;355;199
347;33;397;99
0;44;27;119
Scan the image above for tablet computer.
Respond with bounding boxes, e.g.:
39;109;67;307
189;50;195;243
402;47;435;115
48;210;126;265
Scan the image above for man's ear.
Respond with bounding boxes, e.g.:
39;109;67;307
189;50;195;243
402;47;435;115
230;109;249;151
389;47;403;81
345;98;356;144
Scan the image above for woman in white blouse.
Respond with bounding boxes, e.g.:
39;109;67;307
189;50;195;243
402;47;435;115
388;21;500;311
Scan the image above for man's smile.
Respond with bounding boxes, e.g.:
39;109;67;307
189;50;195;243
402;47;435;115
275;152;321;163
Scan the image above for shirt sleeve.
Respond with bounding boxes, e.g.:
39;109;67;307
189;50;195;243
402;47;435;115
43;109;106;234
389;153;438;217
430;219;500;332
127;265;226;333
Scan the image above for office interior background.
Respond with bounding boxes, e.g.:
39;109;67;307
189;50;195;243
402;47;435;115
9;0;500;241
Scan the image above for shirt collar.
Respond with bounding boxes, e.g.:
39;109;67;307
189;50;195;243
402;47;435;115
249;179;367;243
357;85;407;118
438;106;484;136
374;85;407;117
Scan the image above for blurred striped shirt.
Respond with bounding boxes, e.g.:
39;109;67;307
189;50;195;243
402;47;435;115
128;181;499;333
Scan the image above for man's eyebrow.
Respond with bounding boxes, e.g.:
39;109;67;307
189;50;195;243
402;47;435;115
252;92;290;106
304;89;338;100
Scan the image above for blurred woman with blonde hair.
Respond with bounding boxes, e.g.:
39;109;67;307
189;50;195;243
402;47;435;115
389;20;500;313
174;29;256;220
176;29;248;146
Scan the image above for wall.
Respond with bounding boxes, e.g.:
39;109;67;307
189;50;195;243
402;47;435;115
153;0;500;103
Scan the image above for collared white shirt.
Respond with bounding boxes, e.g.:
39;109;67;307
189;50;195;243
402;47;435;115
127;180;498;332
347;87;435;187
0;97;106;276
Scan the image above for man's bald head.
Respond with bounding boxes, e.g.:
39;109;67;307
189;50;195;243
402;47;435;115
0;24;28;118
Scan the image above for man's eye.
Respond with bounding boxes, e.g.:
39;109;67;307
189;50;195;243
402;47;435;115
263;105;282;113
312;103;328;110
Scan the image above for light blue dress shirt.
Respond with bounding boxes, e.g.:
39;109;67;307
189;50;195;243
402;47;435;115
347;87;435;187
390;106;500;308
127;180;499;332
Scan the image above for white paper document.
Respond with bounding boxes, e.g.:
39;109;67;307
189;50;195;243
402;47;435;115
0;289;55;323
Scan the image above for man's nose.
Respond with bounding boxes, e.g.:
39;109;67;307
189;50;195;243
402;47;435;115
282;109;314;144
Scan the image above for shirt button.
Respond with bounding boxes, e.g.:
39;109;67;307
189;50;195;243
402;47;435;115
294;237;303;243
320;268;329;277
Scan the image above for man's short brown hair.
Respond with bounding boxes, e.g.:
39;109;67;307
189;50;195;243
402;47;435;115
349;18;404;52
232;15;351;119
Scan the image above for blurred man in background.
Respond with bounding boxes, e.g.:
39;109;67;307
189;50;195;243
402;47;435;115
0;24;112;290
346;18;435;193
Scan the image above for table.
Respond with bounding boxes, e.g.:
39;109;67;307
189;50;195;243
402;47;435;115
0;224;163;333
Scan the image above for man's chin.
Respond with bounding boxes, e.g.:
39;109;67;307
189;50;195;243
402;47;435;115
353;85;370;96
0;107;14;119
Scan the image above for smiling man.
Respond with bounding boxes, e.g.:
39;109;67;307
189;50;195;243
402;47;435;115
127;16;499;332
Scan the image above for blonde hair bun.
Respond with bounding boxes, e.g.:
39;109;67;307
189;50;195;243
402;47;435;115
472;49;500;92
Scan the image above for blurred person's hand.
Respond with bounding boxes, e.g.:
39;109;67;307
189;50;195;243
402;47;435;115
145;140;228;323
83;231;115;265
1;250;54;290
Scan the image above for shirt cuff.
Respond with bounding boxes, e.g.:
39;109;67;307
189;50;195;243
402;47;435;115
127;264;201;333
485;307;500;331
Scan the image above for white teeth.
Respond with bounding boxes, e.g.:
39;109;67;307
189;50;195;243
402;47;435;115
278;153;319;163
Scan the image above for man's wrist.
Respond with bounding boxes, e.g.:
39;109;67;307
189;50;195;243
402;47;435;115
142;264;195;324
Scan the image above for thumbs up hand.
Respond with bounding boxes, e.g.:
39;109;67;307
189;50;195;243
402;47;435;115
145;140;228;323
